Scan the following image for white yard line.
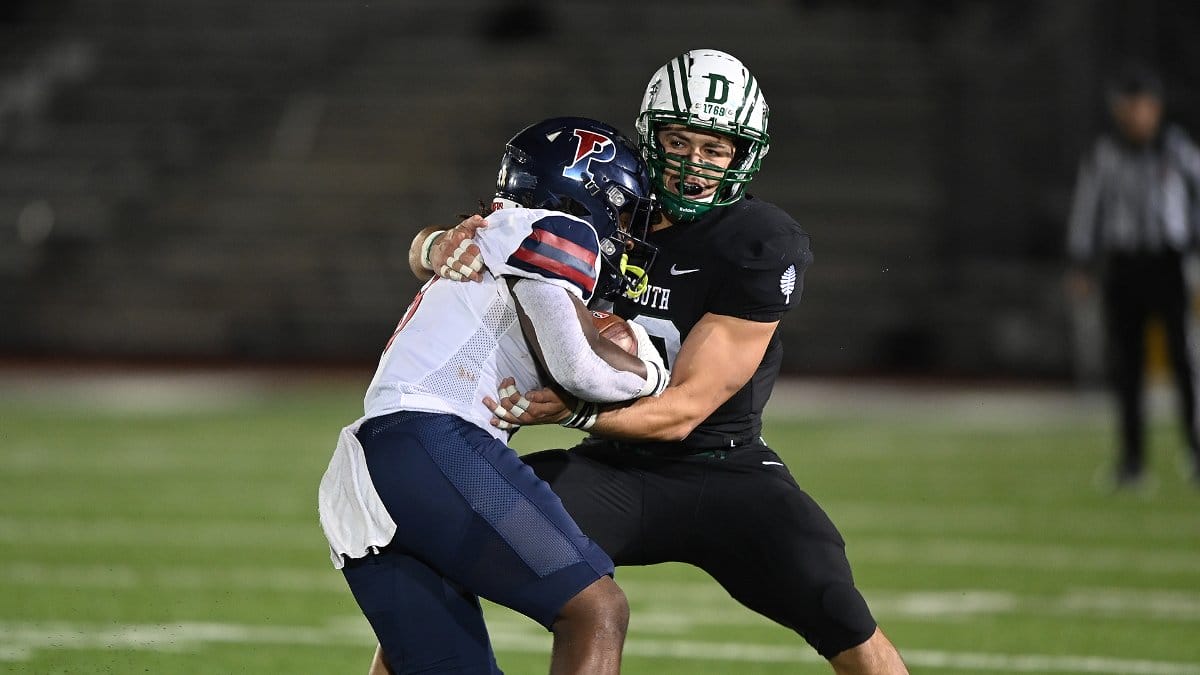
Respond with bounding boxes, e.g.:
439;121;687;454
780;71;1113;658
762;378;1177;429
898;649;1200;674
823;501;1200;541
856;537;1200;575
866;588;1200;622
1;619;1198;674
0;368;1180;432
4;559;1199;624
0;516;310;549
5;512;1196;576
0;368;1117;425
0;370;272;414
0;561;343;593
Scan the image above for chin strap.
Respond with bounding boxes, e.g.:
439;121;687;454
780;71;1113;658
619;252;650;299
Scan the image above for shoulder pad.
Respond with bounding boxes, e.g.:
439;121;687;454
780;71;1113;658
496;210;602;299
713;199;812;271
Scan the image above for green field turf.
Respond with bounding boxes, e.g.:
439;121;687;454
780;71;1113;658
1;372;1198;674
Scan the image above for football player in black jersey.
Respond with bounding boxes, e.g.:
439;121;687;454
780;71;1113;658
409;49;907;674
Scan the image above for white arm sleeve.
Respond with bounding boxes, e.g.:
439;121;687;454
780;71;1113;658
511;278;667;402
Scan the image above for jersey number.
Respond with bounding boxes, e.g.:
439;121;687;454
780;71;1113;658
385;278;438;351
630;316;681;368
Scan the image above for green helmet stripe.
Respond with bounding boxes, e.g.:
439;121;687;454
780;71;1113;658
741;76;760;126
733;73;755;124
675;55;692;110
666;61;682;112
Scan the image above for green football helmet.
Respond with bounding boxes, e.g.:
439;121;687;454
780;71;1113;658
635;49;770;223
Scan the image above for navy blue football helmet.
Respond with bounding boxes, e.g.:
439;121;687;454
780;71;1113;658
494;116;658;303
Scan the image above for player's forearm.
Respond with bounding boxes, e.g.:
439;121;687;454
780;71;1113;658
586;317;759;441
588;382;718;441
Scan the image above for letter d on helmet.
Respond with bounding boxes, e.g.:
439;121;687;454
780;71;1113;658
636;49;770;223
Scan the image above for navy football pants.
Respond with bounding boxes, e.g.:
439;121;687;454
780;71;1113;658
342;411;613;674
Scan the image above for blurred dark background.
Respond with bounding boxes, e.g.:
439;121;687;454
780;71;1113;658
3;0;1199;376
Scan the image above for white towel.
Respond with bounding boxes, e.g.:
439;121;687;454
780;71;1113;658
317;418;397;569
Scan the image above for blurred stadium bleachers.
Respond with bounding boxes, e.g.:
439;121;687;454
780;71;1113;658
3;0;1197;375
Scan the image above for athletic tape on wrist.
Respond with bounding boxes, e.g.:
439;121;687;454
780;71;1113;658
653;361;669;396
420;230;448;271
560;400;598;430
635;359;668;398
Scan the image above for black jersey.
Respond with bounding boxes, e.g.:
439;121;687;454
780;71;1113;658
612;194;813;451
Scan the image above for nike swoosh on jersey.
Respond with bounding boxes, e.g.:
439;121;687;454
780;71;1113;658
669;264;701;275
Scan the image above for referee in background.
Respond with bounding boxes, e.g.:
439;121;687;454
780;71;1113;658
1067;62;1200;490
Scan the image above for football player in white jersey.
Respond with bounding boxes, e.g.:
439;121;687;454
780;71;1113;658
319;117;665;675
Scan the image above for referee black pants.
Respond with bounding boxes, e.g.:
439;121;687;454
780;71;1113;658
1103;251;1200;475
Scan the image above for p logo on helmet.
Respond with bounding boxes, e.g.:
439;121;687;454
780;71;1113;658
563;130;616;181
495;117;659;303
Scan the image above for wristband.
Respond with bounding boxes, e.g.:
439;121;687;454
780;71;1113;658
635;359;669;398
559;399;599;430
420;230;448;271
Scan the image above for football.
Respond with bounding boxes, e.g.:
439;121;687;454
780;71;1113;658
591;310;638;355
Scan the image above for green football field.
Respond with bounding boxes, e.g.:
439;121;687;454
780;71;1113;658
2;370;1198;674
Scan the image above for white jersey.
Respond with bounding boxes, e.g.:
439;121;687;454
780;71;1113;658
362;207;603;440
318;207;604;567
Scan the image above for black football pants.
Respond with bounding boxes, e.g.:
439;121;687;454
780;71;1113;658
523;439;878;659
1103;251;1200;475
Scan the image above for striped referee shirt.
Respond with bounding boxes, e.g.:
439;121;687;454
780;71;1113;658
1067;124;1200;263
